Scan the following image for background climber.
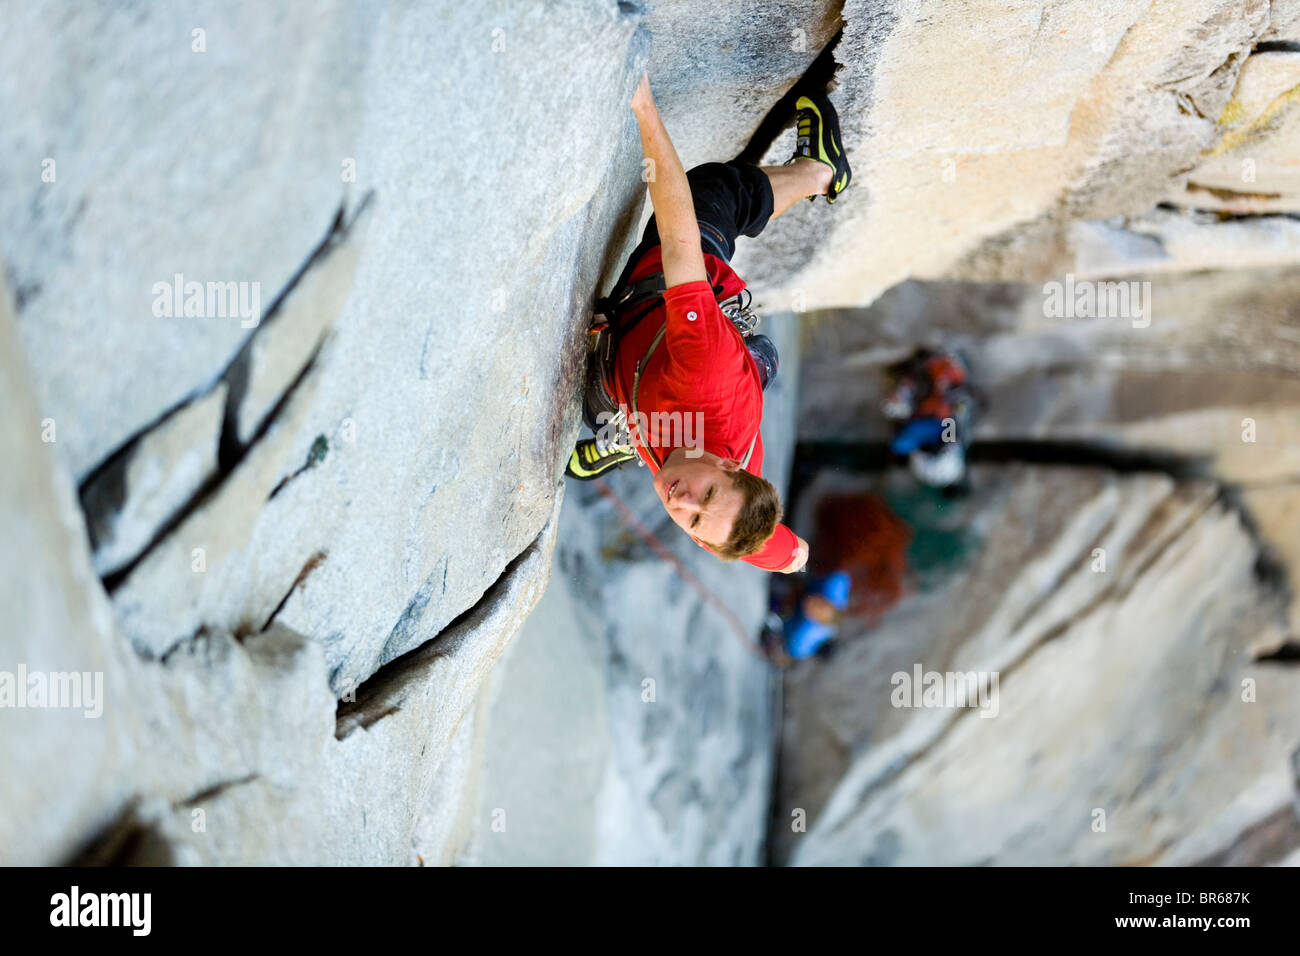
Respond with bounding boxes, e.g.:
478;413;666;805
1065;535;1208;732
882;347;977;490
761;491;912;664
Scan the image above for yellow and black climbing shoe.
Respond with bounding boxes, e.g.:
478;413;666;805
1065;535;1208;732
793;92;852;204
565;436;637;481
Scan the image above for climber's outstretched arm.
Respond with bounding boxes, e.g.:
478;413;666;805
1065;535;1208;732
630;72;707;288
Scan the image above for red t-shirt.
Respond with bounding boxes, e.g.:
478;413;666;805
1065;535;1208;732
605;246;800;572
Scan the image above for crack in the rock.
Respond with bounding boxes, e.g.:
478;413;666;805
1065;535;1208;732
60;777;259;866
1156;201;1300;223
736;16;845;165
219;190;372;471
267;434;331;502
794;438;1215;480
1186;181;1284;202
1255;640;1300;663
259;551;328;633
176;773;261;807
1254;40;1300;53
62;798;166;866
87;192;373;592
100;343;326;594
333;527;547;740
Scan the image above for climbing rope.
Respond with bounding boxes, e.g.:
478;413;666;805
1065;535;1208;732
592;477;763;657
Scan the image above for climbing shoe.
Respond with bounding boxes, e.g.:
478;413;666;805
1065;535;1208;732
565;435;637;481
793;92;851;203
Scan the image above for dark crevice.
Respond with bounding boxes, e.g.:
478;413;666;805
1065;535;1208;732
1155;201;1300;223
75;392;212;564
1255;640;1300;663
793;438;1213;484
62;800;171;866
1215;481;1295;605
65;774;262;864
59;783;274;866
216;201;348;472
334;528;546;740
259;551;328;633
339;704;401;738
1254;40;1300;53
101;342;326;594
156;625;204;666
1185;182;1283;202
736;24;845;166
77;198;348;498
954;438;1213;475
77;426;139;560
218;194;371;471
86;191;374;592
268;434;330;502
176;773;260;807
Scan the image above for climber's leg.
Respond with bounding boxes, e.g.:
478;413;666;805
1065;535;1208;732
622;93;851;271
790;92;853;204
761;160;833;218
637;160;775;262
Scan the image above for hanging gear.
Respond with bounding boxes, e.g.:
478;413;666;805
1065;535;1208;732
746;333;779;392
575;269;777;475
593;273;777;404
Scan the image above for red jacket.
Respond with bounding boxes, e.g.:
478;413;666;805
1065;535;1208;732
605;246;799;572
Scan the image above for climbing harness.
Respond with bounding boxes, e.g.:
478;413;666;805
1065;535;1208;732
587;269;770;468
629;323;757;469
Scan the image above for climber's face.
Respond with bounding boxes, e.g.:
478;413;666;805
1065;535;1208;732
653;449;744;548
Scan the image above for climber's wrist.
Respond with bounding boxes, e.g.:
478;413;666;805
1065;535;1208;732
630;71;655;117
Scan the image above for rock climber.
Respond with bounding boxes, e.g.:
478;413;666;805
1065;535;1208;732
761;570;853;666
760;491;912;664
882;347;976;489
564;71;852;574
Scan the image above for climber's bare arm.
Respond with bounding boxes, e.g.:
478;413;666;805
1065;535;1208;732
630;72;708;288
779;535;810;574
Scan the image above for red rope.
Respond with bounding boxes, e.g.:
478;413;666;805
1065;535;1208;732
592;478;761;656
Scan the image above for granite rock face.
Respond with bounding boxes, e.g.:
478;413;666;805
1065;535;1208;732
0;0;645;864
5;0;1300;866
738;0;1300;310
0;0;822;864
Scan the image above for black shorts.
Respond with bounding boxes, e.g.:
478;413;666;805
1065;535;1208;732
628;160;775;268
588;162;777;431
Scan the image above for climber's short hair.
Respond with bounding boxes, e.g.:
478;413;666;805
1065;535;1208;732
710;469;783;560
